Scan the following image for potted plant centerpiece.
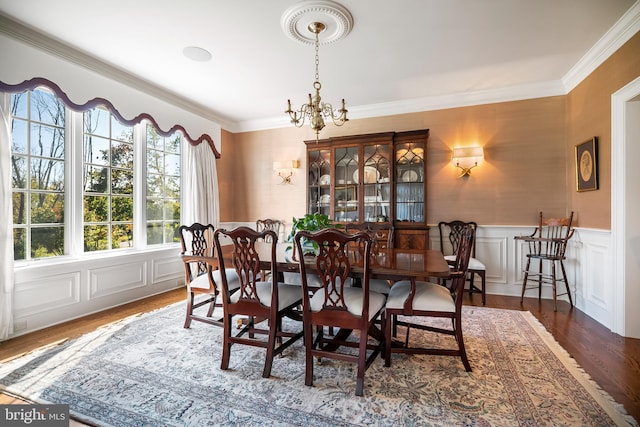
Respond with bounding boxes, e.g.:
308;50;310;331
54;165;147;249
286;213;340;260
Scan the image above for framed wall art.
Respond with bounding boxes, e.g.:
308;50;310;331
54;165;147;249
575;137;598;192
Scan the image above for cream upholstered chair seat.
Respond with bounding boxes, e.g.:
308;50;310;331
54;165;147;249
386;280;455;313
232;281;303;309
189;269;240;291
368;278;393;295
443;254;486;272
309;286;386;320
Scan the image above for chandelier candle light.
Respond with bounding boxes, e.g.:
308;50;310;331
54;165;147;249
285;21;348;141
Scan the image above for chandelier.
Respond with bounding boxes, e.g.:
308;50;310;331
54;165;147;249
285;21;348;141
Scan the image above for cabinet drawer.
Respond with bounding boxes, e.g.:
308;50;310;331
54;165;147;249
395;228;429;250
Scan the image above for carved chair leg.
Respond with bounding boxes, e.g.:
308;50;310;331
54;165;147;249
304;322;315;386
184;291;195;329
456;316;472;372
221;313;233;371
479;270;486;305
206;293;217;317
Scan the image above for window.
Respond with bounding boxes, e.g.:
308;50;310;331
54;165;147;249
145;124;181;245
4;87;184;261
83;107;134;251
10;89;66;260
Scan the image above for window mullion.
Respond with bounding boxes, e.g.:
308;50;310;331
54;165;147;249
133;122;145;249
67;109;84;257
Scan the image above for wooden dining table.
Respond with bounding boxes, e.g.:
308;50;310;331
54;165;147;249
182;242;451;314
183;241;451;348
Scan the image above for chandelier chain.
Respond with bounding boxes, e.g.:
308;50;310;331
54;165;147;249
314;30;320;82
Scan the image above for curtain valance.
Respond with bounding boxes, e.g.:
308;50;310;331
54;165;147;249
0;77;220;158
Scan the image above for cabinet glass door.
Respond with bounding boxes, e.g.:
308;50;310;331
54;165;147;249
362;143;391;222
308;148;331;215
395;142;425;223
333;147;359;222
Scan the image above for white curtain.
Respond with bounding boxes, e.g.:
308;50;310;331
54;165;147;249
182;141;220;228
0;106;14;340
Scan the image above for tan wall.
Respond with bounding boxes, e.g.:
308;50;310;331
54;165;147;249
219;97;567;227
219;32;640;229
566;31;640;230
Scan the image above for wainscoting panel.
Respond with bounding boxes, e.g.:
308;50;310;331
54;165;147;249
476;236;508;284
11;247;183;337
152;256;184;285
13;271;81;318
573;229;613;329
89;261;147;299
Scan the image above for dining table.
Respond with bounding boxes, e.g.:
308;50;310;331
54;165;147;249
182;241;451;316
183;240;451;349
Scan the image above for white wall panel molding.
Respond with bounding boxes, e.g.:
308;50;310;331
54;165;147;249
89;261;146;299
13;271;81;318
152;256;184;285
10;248;183;338
572;228;613;329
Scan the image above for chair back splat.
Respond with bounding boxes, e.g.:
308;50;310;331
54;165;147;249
516;212;575;311
384;225;475;371
256;218;283;242
295;228;387;397
213;226;303;378
438;220;486;304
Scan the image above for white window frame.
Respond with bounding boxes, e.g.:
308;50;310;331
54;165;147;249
2;90;183;267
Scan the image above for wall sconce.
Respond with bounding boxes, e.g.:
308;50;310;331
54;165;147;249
452;146;484;177
273;160;300;184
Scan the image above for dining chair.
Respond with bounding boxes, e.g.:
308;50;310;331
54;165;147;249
384;224;474;371
213;226;304;378
256;218;283;241
295;228;387;396
178;223;240;329
345;222;395;294
255;219;283;281
516;211;575;311
438;220;486;305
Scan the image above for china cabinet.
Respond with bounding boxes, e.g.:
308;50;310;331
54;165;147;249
306;129;429;249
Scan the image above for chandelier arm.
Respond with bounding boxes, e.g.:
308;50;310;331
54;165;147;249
321;102;348;126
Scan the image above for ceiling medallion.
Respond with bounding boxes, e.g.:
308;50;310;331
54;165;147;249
281;0;354;45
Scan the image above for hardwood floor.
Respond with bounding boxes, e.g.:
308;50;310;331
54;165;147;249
1;289;639;423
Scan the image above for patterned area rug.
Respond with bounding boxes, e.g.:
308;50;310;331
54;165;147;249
0;303;637;427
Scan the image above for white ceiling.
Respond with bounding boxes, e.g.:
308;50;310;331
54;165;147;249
0;0;637;132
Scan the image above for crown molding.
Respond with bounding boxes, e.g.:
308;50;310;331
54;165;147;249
562;1;640;92
235;80;567;133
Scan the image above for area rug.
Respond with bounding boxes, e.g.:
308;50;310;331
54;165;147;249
0;304;637;427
